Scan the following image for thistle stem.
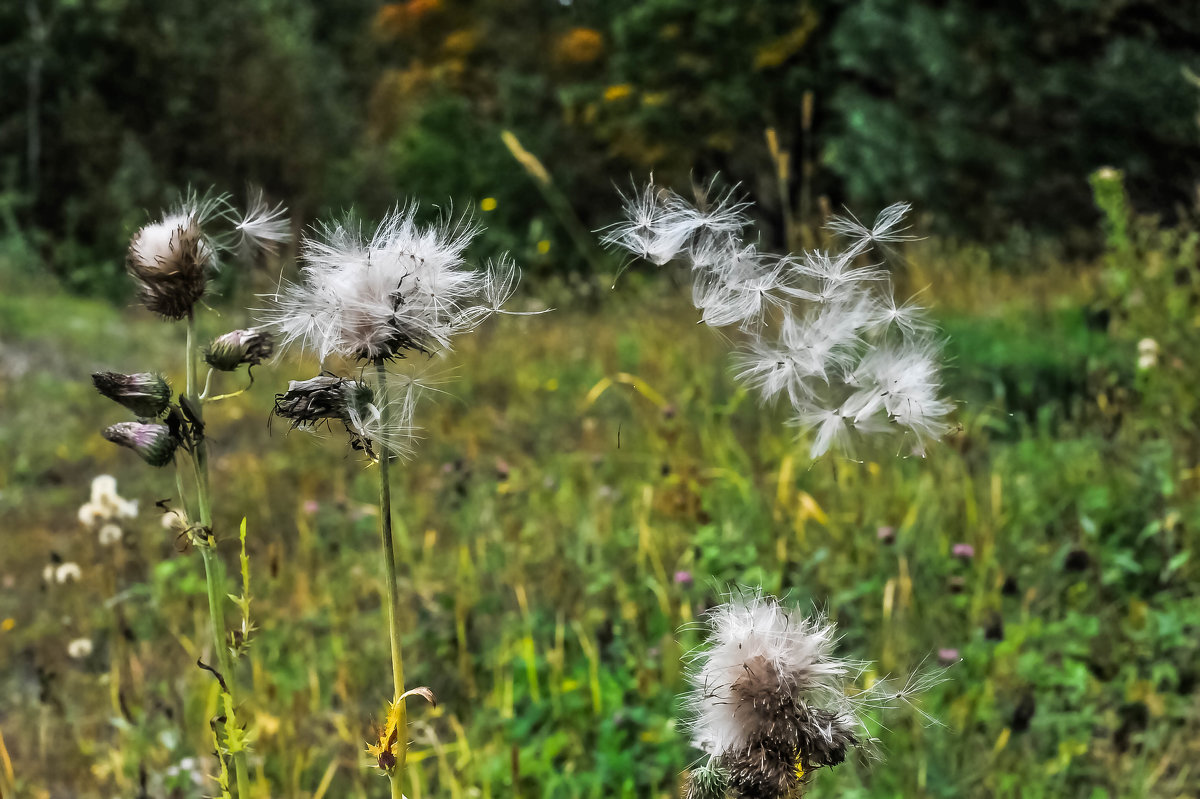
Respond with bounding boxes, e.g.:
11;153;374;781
186;313;251;799
376;358;408;799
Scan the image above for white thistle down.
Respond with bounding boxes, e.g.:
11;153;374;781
127;188;291;319
262;205;525;363
604;184;950;458
683;591;943;799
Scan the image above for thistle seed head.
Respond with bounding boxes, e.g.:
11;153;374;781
102;421;178;467
92;371;172;418
127;214;214;319
260;204;525;362
205;327;275;371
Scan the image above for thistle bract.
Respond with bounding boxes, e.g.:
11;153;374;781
102;421;178;467
205;327;275;371
92;371;172;417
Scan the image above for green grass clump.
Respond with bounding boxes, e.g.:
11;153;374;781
0;232;1198;799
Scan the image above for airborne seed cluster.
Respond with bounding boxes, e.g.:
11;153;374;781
604;185;951;457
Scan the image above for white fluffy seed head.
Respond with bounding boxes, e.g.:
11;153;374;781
685;591;852;757
262;204;521;364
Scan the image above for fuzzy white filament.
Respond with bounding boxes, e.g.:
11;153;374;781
604;184;950;457
263;205;521;363
683;591;944;799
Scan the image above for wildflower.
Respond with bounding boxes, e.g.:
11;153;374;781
205;327;275;371
81;475;139;523
98;523;123;546
91;475;118;502
937;648;960;666
56;562;82;583
92;372;172;418
67;637;94;659
102;422;178;467
77;502;104;527
605;184;951;458
675;570;694;586
684;591;940;798
876;526;896;544
262;205;522;363
302;499;320;514
1137;337;1158;370
951;543;975;559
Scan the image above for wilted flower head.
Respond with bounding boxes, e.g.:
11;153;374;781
262;204;523;362
102;421;178;467
67;637;94;659
273;373;420;461
92;371;172;418
127;189;290;320
127;212;214;320
78;474;138;529
205;327;275;371
605;183;951;458
98;523;123;546
684;591;942;799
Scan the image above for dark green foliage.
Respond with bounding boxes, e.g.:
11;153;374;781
3;0;1198;297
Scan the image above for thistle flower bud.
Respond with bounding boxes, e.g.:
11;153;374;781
92;371;172;417
127;214;213;319
205;327;275;371
102;421;178;467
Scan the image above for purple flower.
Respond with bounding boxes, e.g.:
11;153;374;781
302;500;319;514
674;570;693;586
937;648;960;665
952;543;975;559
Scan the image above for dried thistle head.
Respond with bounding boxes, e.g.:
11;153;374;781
126;188;291;320
273;373;421;461
102;421;178;467
92;371;172;417
127;213;215;320
683;590;942;798
205;328;275;371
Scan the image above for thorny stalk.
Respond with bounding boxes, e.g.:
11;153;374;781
376;358;409;799
187;312;251;799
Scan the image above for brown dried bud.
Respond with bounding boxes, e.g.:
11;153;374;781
273;375;371;427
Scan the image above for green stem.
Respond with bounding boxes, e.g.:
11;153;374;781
376;358;408;799
187;313;251;799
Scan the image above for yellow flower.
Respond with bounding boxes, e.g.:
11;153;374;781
480;197;498;212
603;84;633;102
537;240;551;254
554;27;605;65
